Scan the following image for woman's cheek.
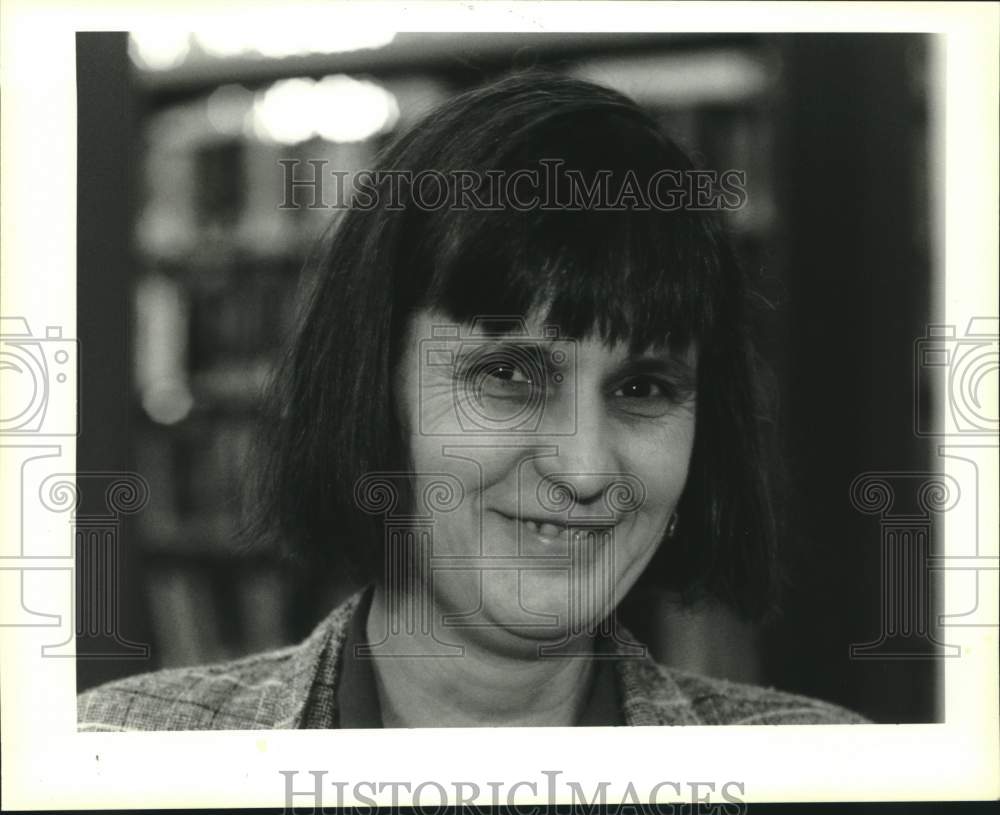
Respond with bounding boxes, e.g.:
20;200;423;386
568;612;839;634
623;421;695;502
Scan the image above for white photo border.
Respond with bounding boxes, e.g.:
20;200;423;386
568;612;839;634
1;0;997;808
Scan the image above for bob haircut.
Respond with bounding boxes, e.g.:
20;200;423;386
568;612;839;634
250;71;780;621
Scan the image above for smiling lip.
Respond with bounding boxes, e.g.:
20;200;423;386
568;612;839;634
495;511;618;545
522;518;569;539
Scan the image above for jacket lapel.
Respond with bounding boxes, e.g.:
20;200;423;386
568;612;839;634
274;591;360;729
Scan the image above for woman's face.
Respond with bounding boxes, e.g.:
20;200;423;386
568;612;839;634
392;308;697;654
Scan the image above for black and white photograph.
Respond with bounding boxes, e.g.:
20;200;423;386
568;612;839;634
1;1;997;811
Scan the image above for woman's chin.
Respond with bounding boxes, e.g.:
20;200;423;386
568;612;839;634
435;573;620;653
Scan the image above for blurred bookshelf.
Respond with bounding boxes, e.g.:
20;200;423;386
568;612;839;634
122;30;933;722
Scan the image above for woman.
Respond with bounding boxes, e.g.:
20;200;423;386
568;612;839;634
79;72;866;730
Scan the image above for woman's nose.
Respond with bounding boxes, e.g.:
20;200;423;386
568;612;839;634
534;399;620;507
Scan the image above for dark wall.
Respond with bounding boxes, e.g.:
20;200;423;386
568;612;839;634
764;34;936;721
76;32;155;688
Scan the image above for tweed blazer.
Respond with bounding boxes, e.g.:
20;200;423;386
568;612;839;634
78;591;868;730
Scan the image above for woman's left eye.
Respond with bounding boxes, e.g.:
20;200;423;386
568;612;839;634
610;375;692;417
613;376;673;399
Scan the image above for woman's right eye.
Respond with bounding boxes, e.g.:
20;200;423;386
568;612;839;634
483;363;531;384
474;361;535;402
456;345;542;404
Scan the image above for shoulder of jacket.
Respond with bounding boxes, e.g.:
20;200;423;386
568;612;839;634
77;589;362;732
76;643;302;731
665;665;870;725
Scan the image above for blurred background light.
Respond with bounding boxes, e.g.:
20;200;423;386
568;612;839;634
135;275;193;426
195;14;394;60
250;14;395;58
313;75;399;142
130;14;395;71
191;21;256;60
251;75;398;145
251;77;319;145
129;28;191;71
205;84;254;136
141;380;195;426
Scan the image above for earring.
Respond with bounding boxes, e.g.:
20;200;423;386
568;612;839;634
665;511;679;539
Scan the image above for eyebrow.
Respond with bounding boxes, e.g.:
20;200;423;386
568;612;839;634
610;354;698;387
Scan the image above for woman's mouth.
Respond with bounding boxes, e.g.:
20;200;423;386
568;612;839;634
522;518;569;544
498;512;620;548
492;509;624;552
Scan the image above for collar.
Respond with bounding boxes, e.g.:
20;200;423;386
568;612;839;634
279;588;703;728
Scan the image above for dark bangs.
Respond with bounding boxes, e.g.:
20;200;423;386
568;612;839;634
419;202;723;355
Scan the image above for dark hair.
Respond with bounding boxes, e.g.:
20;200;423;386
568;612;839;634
248;71;779;620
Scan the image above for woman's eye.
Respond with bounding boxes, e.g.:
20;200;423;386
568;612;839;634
484;364;530;384
611;376;692;417
476;363;534;401
461;356;539;408
614;376;672;399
